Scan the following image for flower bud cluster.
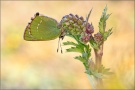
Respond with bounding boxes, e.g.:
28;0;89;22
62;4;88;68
58;13;94;43
58;14;85;35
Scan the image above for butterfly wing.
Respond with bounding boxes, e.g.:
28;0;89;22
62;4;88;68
24;13;61;41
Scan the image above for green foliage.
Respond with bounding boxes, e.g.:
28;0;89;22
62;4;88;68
66;46;83;53
63;35;91;70
99;65;113;75
89;38;99;50
103;28;113;41
74;56;86;63
63;41;78;46
99;5;112;42
85;65;113;79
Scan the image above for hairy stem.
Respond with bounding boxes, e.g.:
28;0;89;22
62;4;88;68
94;43;104;88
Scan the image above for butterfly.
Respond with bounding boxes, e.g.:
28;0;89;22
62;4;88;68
24;12;65;53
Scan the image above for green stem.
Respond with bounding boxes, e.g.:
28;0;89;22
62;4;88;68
87;74;96;89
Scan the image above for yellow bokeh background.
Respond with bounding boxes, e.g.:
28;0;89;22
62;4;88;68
1;1;134;89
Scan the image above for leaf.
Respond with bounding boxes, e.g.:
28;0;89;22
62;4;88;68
102;68;113;75
105;13;112;21
103;28;113;41
92;71;103;79
74;56;86;63
89;38;99;50
63;41;77;46
99;65;113;75
99;6;111;35
82;52;88;60
66;46;83;53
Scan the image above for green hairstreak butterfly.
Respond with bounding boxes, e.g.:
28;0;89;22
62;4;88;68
24;12;65;53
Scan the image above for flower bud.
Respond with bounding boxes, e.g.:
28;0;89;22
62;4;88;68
86;23;94;34
76;28;80;32
69;13;74;16
83;27;86;32
73;23;78;28
72;15;78;22
63;18;68;22
79;16;84;21
80;24;85;29
77;19;83;25
94;32;103;44
68;25;73;30
63;22;70;26
75;14;79;18
65;15;70;20
69;15;72;19
80;32;92;44
69;20;74;24
76;25;80;29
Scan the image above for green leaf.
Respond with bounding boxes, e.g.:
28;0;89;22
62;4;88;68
89;38;99;50
82;52;88;60
85;70;92;75
92;71;103;79
99;65;113;75
63;41;77;46
74;56;86;63
103;28;113;41
99;6;111;35
66;46;83;53
105;13;112;21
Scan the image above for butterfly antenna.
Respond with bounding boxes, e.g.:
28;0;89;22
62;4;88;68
59;39;63;53
57;38;60;52
57;38;63;53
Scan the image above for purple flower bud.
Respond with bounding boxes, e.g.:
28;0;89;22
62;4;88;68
75;14;79;18
79;16;84;21
69;15;73;19
63;15;68;19
86;23;94;34
72;15;78;22
80;32;92;43
69;13;74;16
94;32;103;44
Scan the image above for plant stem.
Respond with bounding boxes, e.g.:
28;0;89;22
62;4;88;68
87;74;96;89
94;43;104;88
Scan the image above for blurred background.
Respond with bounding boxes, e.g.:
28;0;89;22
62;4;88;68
1;1;134;89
